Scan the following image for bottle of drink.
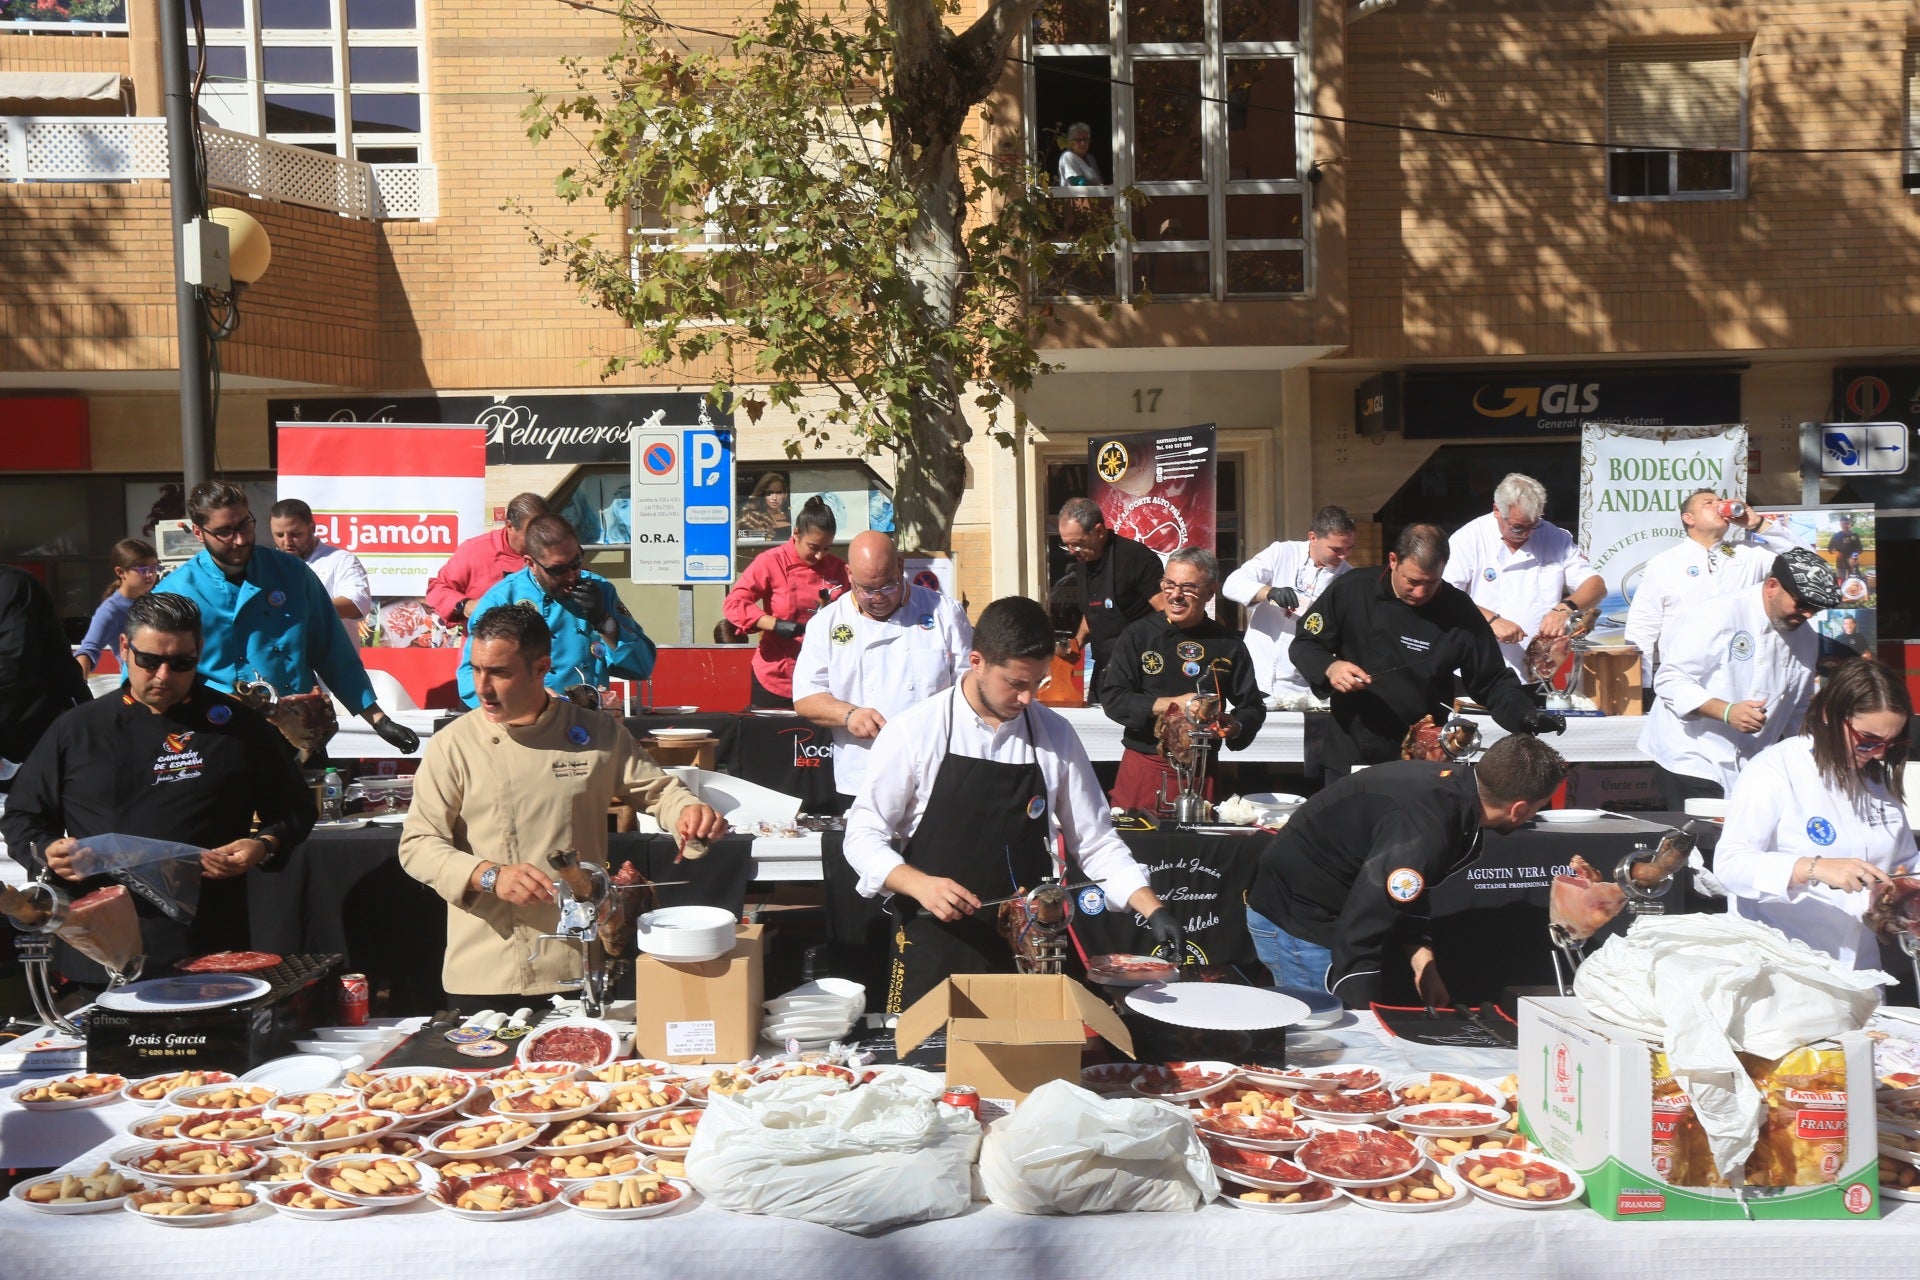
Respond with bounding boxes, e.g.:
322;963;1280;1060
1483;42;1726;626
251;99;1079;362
320;768;343;822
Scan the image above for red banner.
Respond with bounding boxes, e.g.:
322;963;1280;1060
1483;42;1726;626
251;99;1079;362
1085;424;1216;555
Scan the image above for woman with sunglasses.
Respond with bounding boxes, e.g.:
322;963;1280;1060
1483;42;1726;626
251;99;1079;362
74;538;160;678
1716;659;1914;970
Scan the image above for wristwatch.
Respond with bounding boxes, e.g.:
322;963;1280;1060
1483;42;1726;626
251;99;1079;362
478;865;500;895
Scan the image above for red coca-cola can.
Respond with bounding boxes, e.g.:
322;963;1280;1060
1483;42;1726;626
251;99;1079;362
941;1084;981;1117
1718;499;1747;521
338;973;370;1026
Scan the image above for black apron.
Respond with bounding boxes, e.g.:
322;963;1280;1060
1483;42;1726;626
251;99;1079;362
884;697;1052;1014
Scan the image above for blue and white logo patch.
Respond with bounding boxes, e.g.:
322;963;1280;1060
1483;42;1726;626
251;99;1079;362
1182;660;1201;677
1077;887;1106;916
568;725;591;746
1729;630;1754;661
589;642;606;659
1482;568;1497;582
1025;795;1046;820
1687;565;1702;577
918;614;935;630
1806;816;1837;846
267;590;286;607
206;704;232;725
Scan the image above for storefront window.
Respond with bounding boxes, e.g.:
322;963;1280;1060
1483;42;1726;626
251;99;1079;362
1372;443;1582;552
735;462;895;572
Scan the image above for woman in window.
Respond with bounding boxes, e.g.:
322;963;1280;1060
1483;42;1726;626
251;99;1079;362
723;497;848;709
75;538;160;678
1057;122;1103;186
1715;659;1914;970
739;471;792;542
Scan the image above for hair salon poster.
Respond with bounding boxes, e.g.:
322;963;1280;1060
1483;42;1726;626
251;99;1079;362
1086;424;1216;556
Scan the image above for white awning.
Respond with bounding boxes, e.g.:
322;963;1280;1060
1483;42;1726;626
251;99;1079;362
0;71;127;112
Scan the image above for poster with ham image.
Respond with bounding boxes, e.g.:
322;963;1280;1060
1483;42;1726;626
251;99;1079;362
1085;424;1216;556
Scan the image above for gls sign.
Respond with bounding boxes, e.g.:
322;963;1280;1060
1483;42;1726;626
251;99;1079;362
1402;370;1741;439
1474;383;1601;418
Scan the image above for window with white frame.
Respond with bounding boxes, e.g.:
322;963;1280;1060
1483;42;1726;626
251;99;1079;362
1028;0;1310;301
1605;43;1746;201
1905;43;1919;191
187;0;427;165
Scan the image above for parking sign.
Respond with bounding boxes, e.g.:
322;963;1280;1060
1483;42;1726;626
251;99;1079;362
629;428;735;583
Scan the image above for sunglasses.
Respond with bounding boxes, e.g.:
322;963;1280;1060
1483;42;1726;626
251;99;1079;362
1846;722;1909;757
535;554;584;575
127;644;199;673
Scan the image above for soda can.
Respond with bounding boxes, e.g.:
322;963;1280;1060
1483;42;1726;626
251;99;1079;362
941;1084;981;1117
338;973;370;1027
1718;500;1747;521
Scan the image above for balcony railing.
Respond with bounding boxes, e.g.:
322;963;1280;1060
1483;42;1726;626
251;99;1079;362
0;116;436;220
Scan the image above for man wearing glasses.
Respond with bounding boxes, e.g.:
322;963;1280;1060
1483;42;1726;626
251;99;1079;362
158;481;419;755
1098;547;1266;813
1444;473;1604;681
1;593;314;986
793;531;972;803
1638;549;1840;810
458;515;656;707
1057;497;1166;697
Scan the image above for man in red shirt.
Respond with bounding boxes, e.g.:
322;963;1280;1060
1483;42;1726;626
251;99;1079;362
425;493;547;625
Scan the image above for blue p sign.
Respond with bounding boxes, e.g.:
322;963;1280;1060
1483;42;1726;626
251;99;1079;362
691;433;725;489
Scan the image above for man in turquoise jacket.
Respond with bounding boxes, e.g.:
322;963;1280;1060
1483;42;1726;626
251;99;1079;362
458;514;656;707
158;480;419;754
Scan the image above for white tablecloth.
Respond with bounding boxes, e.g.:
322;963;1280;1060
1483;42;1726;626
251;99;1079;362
1;1018;1912;1277
1052;708;1647;764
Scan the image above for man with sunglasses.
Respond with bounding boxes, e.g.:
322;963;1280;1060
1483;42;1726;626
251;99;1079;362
1444;473;1604;681
793;531;972;803
1639;548;1841;809
457;514;656;707
1;593;315;986
157;481;419;755
1099;547;1266;812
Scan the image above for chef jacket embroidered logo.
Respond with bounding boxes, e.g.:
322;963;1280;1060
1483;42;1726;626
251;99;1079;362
589;642;606;659
831;623;854;646
1302;612;1324;635
568;725;591;746
153;731;206;784
267;590;286;607
164;731;192;754
1077;887;1106;916
1182;661;1201;677
1687;565;1702;577
1094;440;1130;483
1386;867;1425;903
1806;816;1837;846
1482;568;1497;582
1176;640;1204;663
206;704;232;725
918;615;935;630
1729;630;1754;661
1025;795;1046;820
1141;650;1164;675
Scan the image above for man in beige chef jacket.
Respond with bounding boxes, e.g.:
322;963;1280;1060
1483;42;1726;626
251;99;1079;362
399;603;727;1007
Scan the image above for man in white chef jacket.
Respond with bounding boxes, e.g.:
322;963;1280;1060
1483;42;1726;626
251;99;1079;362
1622;489;1805;670
793;531;972;804
1637;548;1840;809
1221;505;1356;709
1445;473;1604;681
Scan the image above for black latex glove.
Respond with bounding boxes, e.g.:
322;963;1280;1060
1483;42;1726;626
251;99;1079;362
1145;907;1186;963
1522;709;1567;735
566;580;611;628
772;618;805;639
1268;586;1300;610
371;716;420;754
562;684;600;709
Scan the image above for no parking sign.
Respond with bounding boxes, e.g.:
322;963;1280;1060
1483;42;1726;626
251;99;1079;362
629;428;735;584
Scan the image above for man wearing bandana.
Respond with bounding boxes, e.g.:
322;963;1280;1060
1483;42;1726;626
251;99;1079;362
401;605;724;1007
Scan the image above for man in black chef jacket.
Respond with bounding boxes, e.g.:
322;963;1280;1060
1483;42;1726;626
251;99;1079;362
0;563;90;783
1099;547;1266;812
1246;732;1568;1007
1058;497;1166;694
1289;523;1562;775
1;593;315;987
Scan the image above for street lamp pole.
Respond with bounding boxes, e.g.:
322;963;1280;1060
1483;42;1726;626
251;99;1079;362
158;0;214;490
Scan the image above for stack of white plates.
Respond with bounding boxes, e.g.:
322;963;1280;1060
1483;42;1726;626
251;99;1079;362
761;978;865;1047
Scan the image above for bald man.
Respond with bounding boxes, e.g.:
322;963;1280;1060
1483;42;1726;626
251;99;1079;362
793;532;973;801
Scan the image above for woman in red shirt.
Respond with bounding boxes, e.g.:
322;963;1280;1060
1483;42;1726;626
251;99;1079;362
723;497;848;708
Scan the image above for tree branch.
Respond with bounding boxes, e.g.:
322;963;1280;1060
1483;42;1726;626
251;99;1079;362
953;0;1046;89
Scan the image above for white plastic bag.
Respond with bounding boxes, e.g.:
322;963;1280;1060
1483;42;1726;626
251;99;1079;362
1572;914;1887;1180
978;1079;1219;1214
683;1075;980;1234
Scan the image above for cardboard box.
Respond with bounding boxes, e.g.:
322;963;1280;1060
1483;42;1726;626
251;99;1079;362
894;974;1134;1110
1517;996;1879;1221
1580;648;1643;716
631;923;764;1065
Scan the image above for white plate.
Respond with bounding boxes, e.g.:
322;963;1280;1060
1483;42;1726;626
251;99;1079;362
1447;1149;1586;1209
263;1181;382;1220
1275;987;1345;1030
1390;1071;1509;1109
310;1026;393;1042
278;1110;406;1154
524;1127;633;1158
594;1082;689;1123
305;1154;440;1206
242;1054;346;1092
166;1081;281;1111
1219;1184;1341;1213
649;727;714;740
492;1081;610;1123
10;1172;149;1214
110;1141;268;1187
422;1117;545;1160
9;1074;128;1111
1291;1093;1398;1125
1340;1176;1467;1213
1193;1111;1310;1153
1123;984;1310;1032
627;1111;703;1155
1130;1061;1241;1103
1882;1183;1920;1202
1209;1157;1314;1192
561;1177;695;1219
1269;1065;1387;1093
1536;808;1610;824
310;818;370;831
515;1019;629;1070
123;1191;260;1226
124;1107;292;1147
366;812;409;826
1389;1103;1511;1138
121;1070;239;1107
430;1169;564;1220
1294;1130;1427;1188
95;974;271;1014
